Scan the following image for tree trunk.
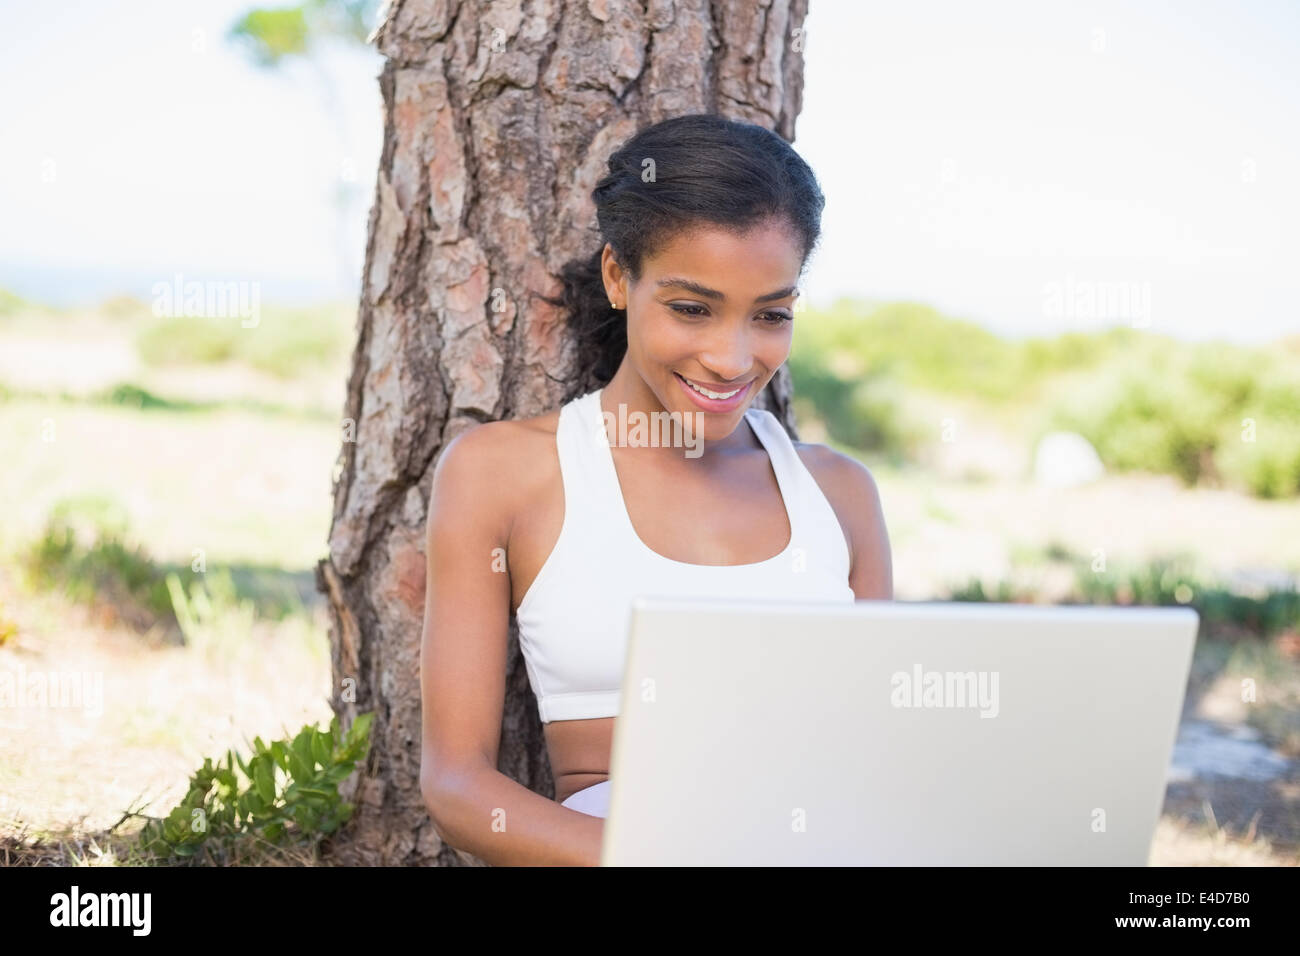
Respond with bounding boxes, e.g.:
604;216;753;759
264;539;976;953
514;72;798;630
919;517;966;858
317;0;810;866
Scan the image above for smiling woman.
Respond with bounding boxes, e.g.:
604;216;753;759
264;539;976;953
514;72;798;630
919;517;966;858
418;113;892;866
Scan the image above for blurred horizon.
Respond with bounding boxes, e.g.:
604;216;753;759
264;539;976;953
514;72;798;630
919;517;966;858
2;0;1297;344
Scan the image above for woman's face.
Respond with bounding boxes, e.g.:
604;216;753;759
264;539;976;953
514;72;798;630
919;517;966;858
602;219;802;443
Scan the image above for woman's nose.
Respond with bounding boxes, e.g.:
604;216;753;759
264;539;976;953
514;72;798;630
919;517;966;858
697;326;754;382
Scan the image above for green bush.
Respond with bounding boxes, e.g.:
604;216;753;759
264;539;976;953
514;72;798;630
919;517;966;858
787;347;911;456
0;287;29;317
101;382;200;411
1050;350;1225;486
1215;413;1300;499
134;303;352;379
796;301;1017;401
796;300;1133;404
787;300;1133;459
785;298;1297;496
24;498;310;630
1047;341;1300;491
135;315;238;365
23;497;182;623
238;306;350;378
944;553;1300;639
1071;555;1300;637
1017;328;1133;380
948;578;1027;603
1212;369;1300;498
136;713;374;862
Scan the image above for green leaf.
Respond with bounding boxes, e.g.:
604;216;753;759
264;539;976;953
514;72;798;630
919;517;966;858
310;729;331;765
292;728;315;767
296;786;335;800
322;764;353;785
228;9;310;68
270;741;290;772
346;712;374;748
253;760;275;803
286;751;311;781
293;805;319;831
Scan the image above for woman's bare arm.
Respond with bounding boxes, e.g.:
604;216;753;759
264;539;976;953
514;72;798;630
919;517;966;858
419;422;605;866
841;457;893;601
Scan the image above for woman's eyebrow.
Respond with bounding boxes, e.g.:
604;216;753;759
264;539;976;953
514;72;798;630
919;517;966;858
656;277;797;303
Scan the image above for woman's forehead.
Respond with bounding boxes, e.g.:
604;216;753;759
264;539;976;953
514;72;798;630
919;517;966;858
644;225;803;290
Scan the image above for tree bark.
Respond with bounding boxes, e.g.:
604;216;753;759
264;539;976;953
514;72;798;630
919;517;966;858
317;0;810;866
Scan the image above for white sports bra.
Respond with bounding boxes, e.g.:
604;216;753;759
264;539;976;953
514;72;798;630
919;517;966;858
514;387;855;723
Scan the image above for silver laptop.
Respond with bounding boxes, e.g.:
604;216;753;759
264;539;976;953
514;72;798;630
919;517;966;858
601;597;1198;866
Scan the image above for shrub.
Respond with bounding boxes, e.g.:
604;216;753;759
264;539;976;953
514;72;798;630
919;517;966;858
0;287;29;317
135;315;238;365
1213;370;1300;499
136;714;374;862
23;497;181;624
134;303;351;379
1215;413;1300;499
1050;356;1225;486
1071;555;1300;637
787;348;911;456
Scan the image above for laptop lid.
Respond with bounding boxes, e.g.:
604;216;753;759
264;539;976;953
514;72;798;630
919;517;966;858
601;597;1198;866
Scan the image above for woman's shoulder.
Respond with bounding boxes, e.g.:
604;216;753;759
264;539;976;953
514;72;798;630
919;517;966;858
438;407;561;467
789;438;887;555
742;408;880;499
790;439;879;491
430;408;564;532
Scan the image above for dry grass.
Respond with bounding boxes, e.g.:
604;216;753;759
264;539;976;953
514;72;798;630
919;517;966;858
2;311;1297;866
1149;815;1294;866
0;818;333;867
0;564;333;864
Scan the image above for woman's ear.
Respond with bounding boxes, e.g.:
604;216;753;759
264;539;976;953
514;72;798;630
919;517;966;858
601;245;628;308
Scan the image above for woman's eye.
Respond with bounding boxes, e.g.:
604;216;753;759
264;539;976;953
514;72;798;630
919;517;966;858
669;304;792;325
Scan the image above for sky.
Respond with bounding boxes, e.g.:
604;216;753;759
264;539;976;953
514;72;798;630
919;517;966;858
1;0;1296;343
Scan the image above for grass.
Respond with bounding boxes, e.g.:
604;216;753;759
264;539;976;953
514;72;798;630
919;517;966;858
17;497;319;642
4;291;1299;866
134;301;354;380
0;816;334;867
0;379;339;423
0;396;338;572
945;547;1300;640
0;547;334;853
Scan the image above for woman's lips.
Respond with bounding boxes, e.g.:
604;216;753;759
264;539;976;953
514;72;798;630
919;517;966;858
673;371;755;412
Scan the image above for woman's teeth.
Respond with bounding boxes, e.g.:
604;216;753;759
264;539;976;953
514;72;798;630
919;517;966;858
682;377;743;400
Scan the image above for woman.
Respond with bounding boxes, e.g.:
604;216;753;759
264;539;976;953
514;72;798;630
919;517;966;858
419;114;892;866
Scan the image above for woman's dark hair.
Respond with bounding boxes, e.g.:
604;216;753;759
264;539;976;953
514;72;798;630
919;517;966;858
544;113;826;403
